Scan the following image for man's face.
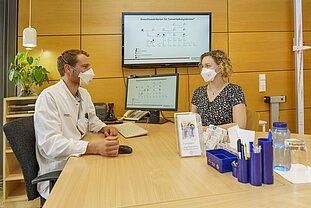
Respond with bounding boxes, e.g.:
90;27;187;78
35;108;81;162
68;54;91;84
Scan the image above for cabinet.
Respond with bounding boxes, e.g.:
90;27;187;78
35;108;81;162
3;97;39;207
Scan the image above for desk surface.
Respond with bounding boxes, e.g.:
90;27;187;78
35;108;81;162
44;123;311;208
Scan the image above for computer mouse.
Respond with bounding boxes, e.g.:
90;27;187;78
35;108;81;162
118;145;133;154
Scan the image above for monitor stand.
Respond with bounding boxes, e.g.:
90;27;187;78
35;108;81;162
135;110;167;124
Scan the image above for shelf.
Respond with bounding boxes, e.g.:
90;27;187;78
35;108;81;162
6;113;34;119
6;172;24;181
6;194;28;202
5;149;13;153
3;96;37;203
5;180;27;201
5;153;22;178
4;96;37;101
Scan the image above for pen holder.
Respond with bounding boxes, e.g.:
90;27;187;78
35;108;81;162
258;138;274;184
232;160;237;178
237;158;249;183
249;141;254;153
250;152;262;186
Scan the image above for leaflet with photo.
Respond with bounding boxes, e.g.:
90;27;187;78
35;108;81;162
174;112;204;157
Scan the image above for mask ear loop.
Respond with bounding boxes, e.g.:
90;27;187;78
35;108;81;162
61;56;74;74
69;66;81;75
61;55;68;64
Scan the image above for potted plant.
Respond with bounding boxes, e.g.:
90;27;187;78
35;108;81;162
9;52;49;96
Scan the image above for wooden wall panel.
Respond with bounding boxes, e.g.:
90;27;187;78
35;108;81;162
212;33;229;54
304;32;311;69
303;0;311;30
123;68;157;77
18;0;80;36
228;0;293;32
259;109;296;132
163;75;190;119
229;32;294;72
177;75;191;112
305;70;311;108
84;78;126;117
230;71;295;110
18;36;80;80
82;0;227;34
305;108;311;134
82;35;123;78
188;74;207;101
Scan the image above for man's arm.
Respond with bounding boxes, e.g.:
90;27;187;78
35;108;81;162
85;136;119;156
99;126;118;137
35;92;89;160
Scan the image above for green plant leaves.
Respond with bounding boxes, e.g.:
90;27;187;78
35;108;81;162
9;52;50;89
16;52;25;60
27;56;33;65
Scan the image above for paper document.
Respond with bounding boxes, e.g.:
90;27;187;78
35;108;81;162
275;164;311;184
228;125;255;151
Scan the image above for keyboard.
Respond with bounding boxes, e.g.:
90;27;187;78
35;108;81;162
115;122;148;138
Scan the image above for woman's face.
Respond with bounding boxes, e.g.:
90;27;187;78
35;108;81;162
201;56;222;74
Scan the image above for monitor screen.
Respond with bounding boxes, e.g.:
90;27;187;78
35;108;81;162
125;73;179;123
122;12;212;68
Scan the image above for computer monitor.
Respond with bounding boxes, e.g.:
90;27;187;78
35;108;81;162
125;73;179;124
122;12;212;68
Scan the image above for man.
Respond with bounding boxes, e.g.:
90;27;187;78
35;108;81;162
34;49;119;200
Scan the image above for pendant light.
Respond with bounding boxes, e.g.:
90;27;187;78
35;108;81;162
23;0;37;49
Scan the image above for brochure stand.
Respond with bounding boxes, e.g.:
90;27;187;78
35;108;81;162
174;112;204;157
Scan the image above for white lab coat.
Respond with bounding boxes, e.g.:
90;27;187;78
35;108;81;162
34;80;105;199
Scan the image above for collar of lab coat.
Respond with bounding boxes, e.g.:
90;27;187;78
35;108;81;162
60;79;84;103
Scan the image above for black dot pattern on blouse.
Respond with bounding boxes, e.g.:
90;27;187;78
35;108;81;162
191;83;245;126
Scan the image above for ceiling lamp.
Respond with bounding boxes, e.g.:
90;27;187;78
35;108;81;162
23;0;37;49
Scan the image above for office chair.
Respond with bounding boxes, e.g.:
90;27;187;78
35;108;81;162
3;116;61;206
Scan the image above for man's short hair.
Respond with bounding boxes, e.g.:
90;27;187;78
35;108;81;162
57;49;89;76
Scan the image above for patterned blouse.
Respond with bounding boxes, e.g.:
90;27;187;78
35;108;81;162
191;83;245;126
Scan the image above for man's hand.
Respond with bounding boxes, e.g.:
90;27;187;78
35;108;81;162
100;126;118;137
85;136;119;157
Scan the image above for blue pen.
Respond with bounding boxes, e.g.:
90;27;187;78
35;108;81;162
237;139;241;159
268;129;272;142
240;143;245;160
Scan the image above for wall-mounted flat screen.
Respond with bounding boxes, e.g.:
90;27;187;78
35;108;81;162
122;12;212;68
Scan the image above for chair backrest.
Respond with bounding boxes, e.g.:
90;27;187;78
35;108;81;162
246;109;267;132
246;109;259;131
3;116;39;200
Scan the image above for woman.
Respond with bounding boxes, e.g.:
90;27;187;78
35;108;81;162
191;50;246;129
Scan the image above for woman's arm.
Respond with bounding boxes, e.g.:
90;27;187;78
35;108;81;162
232;103;246;129
191;104;197;113
217;103;246;129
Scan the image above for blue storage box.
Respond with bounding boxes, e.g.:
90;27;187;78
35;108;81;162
206;149;238;173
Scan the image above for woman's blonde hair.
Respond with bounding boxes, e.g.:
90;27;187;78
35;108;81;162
200;50;232;78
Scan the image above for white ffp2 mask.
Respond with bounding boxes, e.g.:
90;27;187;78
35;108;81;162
200;67;217;82
79;68;95;85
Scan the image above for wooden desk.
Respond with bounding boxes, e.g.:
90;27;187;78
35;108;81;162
44;123;311;208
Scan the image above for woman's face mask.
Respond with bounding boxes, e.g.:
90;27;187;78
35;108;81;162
200;67;217;82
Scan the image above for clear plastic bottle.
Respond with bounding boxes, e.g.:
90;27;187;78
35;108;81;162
272;122;291;171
